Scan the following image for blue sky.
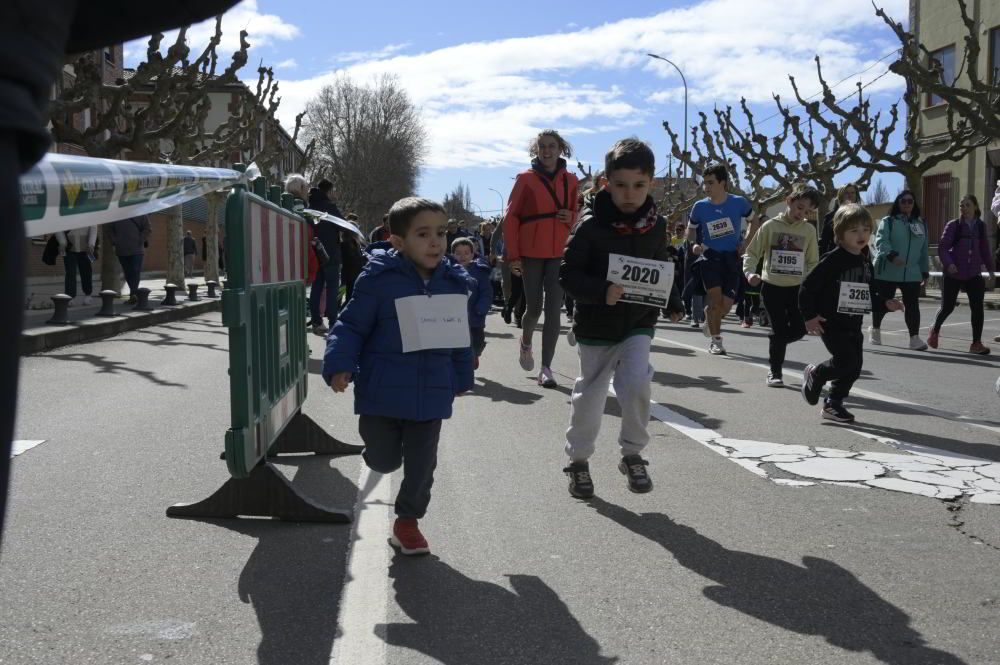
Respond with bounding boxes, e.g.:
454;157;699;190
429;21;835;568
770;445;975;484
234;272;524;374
125;0;909;217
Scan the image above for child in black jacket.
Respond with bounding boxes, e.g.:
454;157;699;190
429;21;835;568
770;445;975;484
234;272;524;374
799;204;903;423
559;138;684;498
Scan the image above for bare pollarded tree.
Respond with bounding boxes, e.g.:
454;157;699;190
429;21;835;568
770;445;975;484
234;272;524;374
50;18;295;288
875;0;999;142
303;74;426;232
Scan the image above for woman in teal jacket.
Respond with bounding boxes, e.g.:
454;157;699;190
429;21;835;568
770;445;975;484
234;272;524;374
870;190;930;350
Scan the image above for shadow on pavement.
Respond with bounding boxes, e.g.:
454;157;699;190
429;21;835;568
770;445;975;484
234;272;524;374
484;330;515;339
654;371;741;394
44;351;188;388
587;498;968;665
867;348;999;369
378;555;618;665
469;376;543;405
188;460;357;665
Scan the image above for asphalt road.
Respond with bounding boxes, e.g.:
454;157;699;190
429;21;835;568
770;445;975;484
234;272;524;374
4;303;1000;664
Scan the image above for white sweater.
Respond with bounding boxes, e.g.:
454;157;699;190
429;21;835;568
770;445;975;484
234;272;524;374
56;226;97;251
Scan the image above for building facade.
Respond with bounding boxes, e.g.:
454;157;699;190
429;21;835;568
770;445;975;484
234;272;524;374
911;0;1000;246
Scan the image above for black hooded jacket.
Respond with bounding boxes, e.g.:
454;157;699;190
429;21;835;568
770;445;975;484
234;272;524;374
559;191;683;342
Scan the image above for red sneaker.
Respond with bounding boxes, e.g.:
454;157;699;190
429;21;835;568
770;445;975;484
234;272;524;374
970;341;991;355
389;518;430;555
927;328;939;349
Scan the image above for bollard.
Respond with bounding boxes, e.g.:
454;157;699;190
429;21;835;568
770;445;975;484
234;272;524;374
205;280;219;298
187;282;200;301
46;294;72;325
162;283;179;306
134;287;154;311
95;290;119;317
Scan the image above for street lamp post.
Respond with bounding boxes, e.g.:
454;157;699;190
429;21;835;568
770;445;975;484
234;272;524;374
488;187;505;219
647;53;688;180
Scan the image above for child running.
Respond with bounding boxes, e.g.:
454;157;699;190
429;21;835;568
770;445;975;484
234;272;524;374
324;197;474;555
687;163;756;355
743;184;821;386
559;138;684;498
451;236;494;369
799;204;903;423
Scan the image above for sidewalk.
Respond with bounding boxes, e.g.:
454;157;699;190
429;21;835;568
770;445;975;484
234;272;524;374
20;277;222;354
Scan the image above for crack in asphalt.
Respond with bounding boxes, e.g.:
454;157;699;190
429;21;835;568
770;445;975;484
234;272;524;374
947;498;1000;553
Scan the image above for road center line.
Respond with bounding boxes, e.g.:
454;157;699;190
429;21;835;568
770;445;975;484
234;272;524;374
329;463;391;665
653;334;1000;436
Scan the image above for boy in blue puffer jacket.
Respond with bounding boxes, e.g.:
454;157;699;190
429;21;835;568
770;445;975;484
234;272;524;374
324;197;475;556
451;237;493;368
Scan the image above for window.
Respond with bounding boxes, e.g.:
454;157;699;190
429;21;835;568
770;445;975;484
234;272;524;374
927;45;955;107
990;27;1000;85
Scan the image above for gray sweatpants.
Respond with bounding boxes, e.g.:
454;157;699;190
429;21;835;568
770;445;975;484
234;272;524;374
520;257;563;367
564;334;653;462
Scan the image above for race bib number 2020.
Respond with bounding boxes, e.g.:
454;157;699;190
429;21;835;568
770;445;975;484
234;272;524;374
607;254;674;307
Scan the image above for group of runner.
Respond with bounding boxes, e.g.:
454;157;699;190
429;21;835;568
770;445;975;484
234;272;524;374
320;129;999;555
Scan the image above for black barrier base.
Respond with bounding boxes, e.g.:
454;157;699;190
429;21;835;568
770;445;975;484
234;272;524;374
270;412;364;456
218;412;364;460
166;462;352;522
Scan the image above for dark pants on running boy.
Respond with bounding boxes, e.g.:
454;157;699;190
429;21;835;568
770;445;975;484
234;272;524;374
761;282;806;374
359;415;441;519
815;331;864;403
934;275;985;342
872;280;921;335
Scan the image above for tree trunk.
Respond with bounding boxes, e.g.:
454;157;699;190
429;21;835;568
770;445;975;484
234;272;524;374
166;206;186;289
204;192;224;284
98;225;120;294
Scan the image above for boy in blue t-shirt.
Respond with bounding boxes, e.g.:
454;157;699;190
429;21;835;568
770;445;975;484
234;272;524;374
324;197;475;556
451;237;493;368
687;163;755;355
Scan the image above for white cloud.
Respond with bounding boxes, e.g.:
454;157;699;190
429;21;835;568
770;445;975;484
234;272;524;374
123;0;299;68
276;58;298;69
273;0;908;169
333;42;411;64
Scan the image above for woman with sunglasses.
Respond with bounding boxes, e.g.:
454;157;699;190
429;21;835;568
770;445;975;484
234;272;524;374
869;190;930;350
928;195;994;354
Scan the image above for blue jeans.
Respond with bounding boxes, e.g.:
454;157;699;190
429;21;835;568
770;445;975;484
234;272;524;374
309;262;341;327
117;254;144;295
63;251;92;297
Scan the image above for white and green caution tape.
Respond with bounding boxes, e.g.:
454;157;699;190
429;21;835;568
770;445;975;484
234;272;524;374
19;153;248;236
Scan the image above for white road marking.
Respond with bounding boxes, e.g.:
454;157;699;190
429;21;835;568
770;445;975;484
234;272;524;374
653;334;1000;436
880;317;1000;335
11;440;45;458
329;463;391;665
641;396;998;503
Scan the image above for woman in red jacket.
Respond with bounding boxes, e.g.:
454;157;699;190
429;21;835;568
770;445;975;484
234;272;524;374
504;129;579;387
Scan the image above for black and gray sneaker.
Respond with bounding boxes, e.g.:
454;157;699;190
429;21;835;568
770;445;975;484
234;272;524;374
801;364;823;405
822;401;855;423
618;454;653;493
563;462;594;499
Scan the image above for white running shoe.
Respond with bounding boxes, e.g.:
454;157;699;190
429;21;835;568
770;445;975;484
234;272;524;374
909;335;928;351
868;326;881;345
765;371;784;387
708;337;726;355
82;296;93;306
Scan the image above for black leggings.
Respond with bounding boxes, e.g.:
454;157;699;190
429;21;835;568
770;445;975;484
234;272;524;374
872;280;921;335
816;331;864;403
761;282;806;374
504;273;526;321
933;275;986;342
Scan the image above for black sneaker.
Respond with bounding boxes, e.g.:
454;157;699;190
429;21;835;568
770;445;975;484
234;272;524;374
563;462;594;499
801;364;823;405
822;401;855;423
501;308;512;324
618;455;653;493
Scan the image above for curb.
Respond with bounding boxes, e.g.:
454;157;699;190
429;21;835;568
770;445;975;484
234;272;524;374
19;298;222;355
